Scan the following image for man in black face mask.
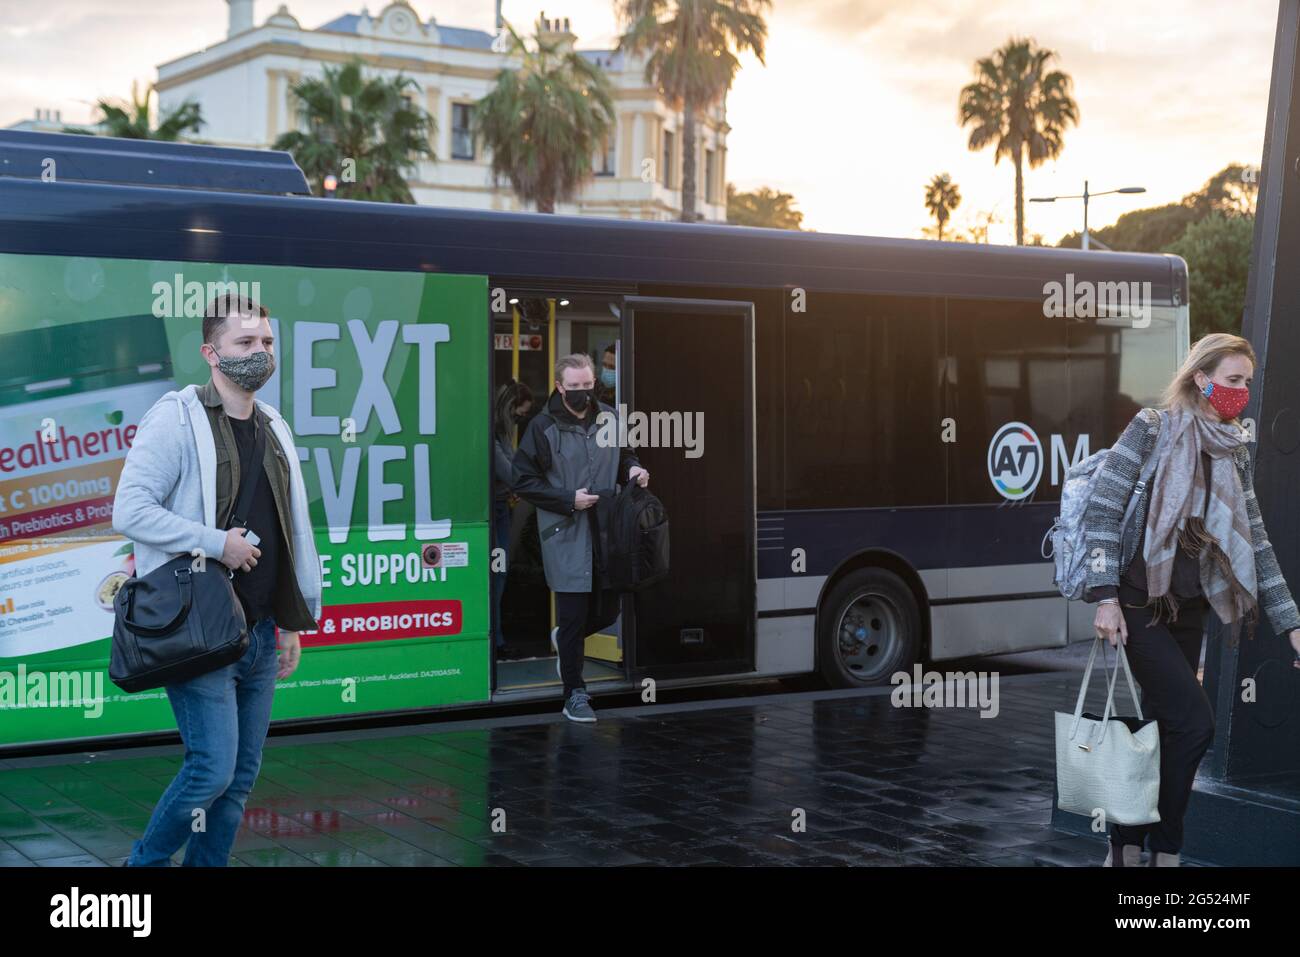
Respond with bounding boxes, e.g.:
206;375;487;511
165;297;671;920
513;354;648;722
113;292;319;865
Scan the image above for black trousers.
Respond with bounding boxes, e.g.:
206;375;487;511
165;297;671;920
1110;581;1216;854
555;589;620;697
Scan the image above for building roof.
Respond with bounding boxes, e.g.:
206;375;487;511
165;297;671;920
317;13;362;33
315;12;495;49
436;25;495;50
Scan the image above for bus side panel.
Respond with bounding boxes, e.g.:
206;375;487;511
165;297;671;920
0;253;490;750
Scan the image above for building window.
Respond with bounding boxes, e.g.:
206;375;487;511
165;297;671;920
451;103;475;160
704;148;717;204
595;126;616;176
661;128;675;188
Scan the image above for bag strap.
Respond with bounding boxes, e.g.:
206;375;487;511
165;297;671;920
1070;636;1145;748
226;412;267;530
118;567;195;637
1101;639;1144;722
1120;409;1165;526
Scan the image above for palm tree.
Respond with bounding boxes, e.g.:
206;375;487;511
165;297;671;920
474;20;616;213
924;173;961;241
63;80;202;140
726;183;803;229
618;0;771;223
273;60;434;203
958;38;1079;245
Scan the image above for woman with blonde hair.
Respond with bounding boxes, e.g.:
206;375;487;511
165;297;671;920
1083;332;1300;867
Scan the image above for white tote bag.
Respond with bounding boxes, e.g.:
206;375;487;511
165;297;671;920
1055;636;1161;826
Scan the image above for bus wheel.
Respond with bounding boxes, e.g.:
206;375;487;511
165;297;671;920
818;568;920;688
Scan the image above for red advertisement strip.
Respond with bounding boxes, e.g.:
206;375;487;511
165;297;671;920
0;494;115;545
301;599;463;647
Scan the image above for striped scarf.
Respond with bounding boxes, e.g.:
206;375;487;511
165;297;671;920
1141;402;1258;639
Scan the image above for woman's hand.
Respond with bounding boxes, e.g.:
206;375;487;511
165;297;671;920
1095;602;1128;648
1288;628;1300;669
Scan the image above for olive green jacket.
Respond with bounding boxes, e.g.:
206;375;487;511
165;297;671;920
198;379;316;633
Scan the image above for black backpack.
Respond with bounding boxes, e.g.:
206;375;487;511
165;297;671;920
592;483;670;592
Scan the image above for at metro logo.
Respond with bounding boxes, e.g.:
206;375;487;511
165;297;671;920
987;421;1091;501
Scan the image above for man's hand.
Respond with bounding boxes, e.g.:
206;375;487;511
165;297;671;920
276;630;301;679
574;488;599;510
221;527;261;572
628;466;649;488
1289;628;1300;669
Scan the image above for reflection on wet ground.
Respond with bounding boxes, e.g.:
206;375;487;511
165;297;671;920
0;672;1207;866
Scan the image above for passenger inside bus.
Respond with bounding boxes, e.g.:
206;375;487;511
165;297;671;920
491;379;533;660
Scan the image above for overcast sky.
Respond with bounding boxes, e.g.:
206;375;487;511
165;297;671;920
0;0;1283;240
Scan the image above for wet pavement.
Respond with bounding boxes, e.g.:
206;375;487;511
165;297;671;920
0;670;1209;867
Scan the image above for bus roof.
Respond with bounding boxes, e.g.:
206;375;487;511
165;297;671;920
0;137;1185;305
0;130;309;195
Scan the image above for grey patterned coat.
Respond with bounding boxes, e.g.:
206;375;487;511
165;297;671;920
1082;407;1300;636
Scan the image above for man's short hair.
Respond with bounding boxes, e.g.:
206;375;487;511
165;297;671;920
555;353;595;382
203;293;269;345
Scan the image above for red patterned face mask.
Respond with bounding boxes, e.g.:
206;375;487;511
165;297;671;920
1203;380;1249;420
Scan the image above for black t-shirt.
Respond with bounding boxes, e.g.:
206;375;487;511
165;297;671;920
227;412;283;624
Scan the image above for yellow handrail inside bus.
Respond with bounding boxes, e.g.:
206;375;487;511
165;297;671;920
511;305;520;382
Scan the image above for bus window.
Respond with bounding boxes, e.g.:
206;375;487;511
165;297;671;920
783;292;945;509
946;297;1071;505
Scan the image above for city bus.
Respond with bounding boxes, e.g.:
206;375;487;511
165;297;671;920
0;130;1188;751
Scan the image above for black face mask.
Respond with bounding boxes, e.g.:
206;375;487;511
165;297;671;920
563;388;593;413
513;410;530;425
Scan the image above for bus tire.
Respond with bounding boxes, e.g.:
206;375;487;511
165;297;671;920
817;568;921;688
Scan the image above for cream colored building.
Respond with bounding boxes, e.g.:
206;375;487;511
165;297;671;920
154;0;729;220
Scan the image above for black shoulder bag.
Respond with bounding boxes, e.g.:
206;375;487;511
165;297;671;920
109;419;266;693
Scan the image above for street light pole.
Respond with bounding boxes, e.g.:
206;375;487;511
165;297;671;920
1030;181;1145;249
1082;179;1090;250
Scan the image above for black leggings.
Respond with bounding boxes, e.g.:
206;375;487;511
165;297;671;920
1110;581;1216;854
555;589;620;697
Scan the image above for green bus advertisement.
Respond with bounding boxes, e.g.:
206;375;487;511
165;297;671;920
0;252;490;748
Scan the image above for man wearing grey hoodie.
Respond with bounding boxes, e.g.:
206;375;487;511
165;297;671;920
113;293;320;866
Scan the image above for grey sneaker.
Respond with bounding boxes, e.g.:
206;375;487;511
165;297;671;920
562;688;596;723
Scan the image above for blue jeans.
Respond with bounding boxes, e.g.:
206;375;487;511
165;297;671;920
491;498;510;649
126;616;279;866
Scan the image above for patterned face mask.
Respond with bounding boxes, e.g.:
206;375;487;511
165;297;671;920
212;348;275;392
1203;380;1249;420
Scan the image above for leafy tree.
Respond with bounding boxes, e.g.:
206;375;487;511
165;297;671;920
474;20;615;213
726;183;803;229
1169;213;1255;337
63;80;202;140
618;0;771;222
273;60;433;203
959;37;1079;245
